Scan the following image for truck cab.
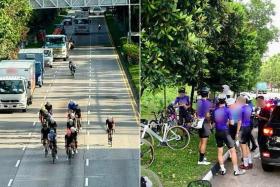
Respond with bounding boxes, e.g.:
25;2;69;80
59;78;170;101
45;35;68;61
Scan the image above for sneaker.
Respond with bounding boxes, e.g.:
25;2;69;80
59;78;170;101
75;149;78;154
198;160;211;165
71;150;74;155
234;169;246;176
248;163;253;169
220;169;227;175
239;164;250;170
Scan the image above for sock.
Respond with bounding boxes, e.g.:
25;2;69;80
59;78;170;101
244;157;249;167
248;154;252;164
199;152;205;162
233;165;239;172
220;164;226;171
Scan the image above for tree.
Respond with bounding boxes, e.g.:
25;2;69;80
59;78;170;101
260;54;280;89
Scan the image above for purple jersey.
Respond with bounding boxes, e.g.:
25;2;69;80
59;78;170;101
229;105;242;125
174;96;190;111
240;104;252;127
214;106;232;131
196;99;211;118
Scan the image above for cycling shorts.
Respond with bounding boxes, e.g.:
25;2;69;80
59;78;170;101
198;119;211;138
215;130;235;149
229;123;237;141
239;126;251;144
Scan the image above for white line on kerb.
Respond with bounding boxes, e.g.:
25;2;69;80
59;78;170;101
28;132;31;136
33;122;36;126
88;121;90;125
87;145;89;150
7;179;13;186
88;111;90;114
22;146;26;151
88;101;90;106
86;159;89;166
85;178;89;186
15;160;20;167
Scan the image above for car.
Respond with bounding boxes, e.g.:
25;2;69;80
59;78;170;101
90;7;106;15
62;18;72;26
260;120;280;171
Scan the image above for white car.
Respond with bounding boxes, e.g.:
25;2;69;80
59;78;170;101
90;7;106;15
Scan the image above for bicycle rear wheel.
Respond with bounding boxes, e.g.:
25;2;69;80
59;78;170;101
140;139;154;168
67;149;72;164
166;126;190;150
52;149;56;164
140;127;154;146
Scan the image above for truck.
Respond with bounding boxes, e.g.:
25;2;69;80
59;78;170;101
43;48;53;68
73;17;90;34
0;61;36;112
75;10;89;18
256;82;268;94
18;48;45;87
44;35;68;61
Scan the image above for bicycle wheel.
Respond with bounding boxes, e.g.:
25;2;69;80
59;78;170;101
45;147;48;157
67;149;72;164
140;139;154;168
140;127;154;146
166;126;190;150
187;180;212;187
52;149;56;164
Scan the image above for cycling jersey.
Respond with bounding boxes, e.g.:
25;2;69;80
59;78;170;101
240;104;253;127
45;104;52;113
106;119;114;129
41;127;50;139
48;132;56;142
214;106;232;131
174;96;190;111
196;99;211;118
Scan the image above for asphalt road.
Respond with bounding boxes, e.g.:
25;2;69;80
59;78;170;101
0;16;139;187
211;128;280;187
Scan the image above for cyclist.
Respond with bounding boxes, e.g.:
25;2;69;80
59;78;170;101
237;95;253;170
70;127;78;153
106;116;115;132
48;128;58;159
41;125;50;152
213;93;245;176
65;129;75;157
173;88;191;126
98;24;102;31
68;61;76;74
44;101;53;115
39;108;49;125
196;87;212;165
48;117;57;132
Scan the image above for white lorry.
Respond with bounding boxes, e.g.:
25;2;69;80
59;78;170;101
0;60;36;112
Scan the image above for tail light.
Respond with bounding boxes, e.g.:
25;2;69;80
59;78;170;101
263;127;273;137
262;152;270;158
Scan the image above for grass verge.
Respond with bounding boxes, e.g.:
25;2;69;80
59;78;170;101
141;87;217;187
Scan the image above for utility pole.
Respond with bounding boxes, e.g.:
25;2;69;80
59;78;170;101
128;0;132;42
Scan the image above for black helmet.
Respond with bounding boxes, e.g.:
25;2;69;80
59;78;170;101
199;87;210;97
178;87;185;93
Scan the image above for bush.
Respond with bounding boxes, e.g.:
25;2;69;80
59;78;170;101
122;43;139;64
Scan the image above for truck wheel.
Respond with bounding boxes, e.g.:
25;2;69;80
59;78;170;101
262;163;274;172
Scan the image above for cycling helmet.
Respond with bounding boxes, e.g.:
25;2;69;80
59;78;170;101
199;87;210;97
240;93;251;101
178;87;185;93
50;129;55;133
46;101;51;105
70;127;76;133
226;98;236;106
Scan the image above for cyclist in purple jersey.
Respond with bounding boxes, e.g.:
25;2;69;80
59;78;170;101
237;96;253;170
196;87;212;165
173;88;191;125
214;94;245;176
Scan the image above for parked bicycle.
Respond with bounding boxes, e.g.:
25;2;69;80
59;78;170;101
141;120;190;150
141;138;155;168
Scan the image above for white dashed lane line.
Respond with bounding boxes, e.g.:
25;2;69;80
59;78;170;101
22;146;26;151
86;159;89;166
87;145;89;150
85;178;89;186
7;179;13;186
33;122;36;126
15;160;20;168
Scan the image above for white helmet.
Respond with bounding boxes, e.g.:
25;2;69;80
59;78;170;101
226;98;236;106
218;93;227;100
70;126;76;133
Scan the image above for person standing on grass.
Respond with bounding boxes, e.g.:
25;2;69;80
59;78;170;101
254;96;271;158
196;87;212;165
237;96;253;170
173;88;191;126
226;98;241;142
213;94;245;176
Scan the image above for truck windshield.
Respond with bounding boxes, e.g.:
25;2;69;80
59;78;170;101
0;80;25;94
44;50;51;57
45;37;66;46
74;19;89;24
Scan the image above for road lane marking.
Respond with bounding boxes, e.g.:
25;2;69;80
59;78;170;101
87;131;90;135
28;132;31;136
44;96;46;100
87;145;89;150
85;178;89;186
22;146;26;151
89;95;91;99
7;179;13;186
88;111;90;114
88;121;90;125
86;159;89;166
15;160;20;167
88;101;90;106
33;122;36;126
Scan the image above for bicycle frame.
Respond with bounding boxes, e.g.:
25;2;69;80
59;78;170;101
141;123;168;143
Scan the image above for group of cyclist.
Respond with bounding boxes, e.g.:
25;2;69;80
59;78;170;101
171;85;270;176
39;99;116;159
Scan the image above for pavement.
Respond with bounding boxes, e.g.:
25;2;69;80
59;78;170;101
0;16;139;187
211;128;280;187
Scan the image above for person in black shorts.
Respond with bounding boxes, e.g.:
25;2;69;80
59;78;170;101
196;87;212;165
213;94;245;176
41;125;50;148
106;116;115;133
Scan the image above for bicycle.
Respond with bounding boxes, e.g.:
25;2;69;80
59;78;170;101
66;142;75;164
141;121;190;150
42;139;48;157
107;128;114;146
49;141;57;164
140;138;154;168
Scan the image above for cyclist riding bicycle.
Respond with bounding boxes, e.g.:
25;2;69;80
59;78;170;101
106;116;115;133
48;128;57;159
70;127;78;153
75;104;82;130
41;125;50;150
65;128;77;156
48;117;57;132
45;101;53;115
173;88;191;125
39;108;49;125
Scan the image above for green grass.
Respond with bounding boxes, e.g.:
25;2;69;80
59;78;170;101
129;64;140;94
141;87;217;187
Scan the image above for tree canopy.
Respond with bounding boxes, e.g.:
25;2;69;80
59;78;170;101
260;54;280;88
